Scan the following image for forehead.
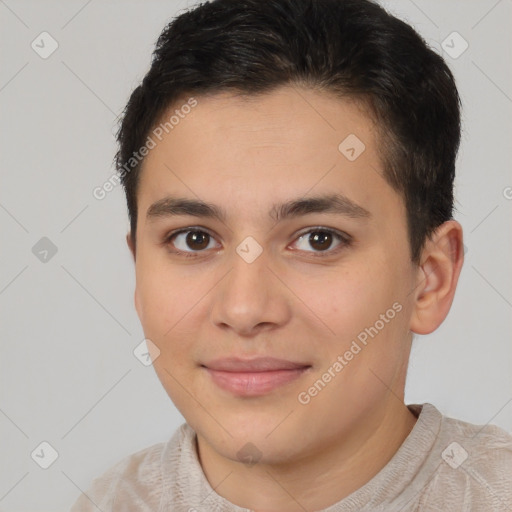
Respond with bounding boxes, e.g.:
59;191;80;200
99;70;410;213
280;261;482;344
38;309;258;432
137;86;404;226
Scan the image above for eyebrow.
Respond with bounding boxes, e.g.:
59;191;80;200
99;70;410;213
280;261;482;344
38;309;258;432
146;193;371;223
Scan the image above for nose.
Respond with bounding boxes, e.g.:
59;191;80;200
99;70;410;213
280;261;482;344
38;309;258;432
209;247;292;337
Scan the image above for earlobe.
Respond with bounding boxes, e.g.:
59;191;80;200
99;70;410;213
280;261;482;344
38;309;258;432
409;220;464;335
126;232;136;262
134;288;142;319
126;232;142;317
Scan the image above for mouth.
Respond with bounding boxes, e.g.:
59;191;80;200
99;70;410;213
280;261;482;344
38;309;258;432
202;357;312;397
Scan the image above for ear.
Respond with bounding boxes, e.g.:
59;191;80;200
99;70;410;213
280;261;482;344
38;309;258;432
126;232;136;262
126;232;143;318
409;220;464;335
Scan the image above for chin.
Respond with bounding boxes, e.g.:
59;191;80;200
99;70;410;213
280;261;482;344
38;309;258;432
196;409;309;462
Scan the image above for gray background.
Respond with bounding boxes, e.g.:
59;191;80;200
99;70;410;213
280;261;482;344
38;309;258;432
1;0;511;510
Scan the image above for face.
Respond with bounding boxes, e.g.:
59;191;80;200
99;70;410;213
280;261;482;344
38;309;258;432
131;86;419;465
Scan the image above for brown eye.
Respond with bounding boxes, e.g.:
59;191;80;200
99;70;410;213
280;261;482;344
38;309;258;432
168;229;217;253
186;231;210;250
308;231;333;251
292;228;349;254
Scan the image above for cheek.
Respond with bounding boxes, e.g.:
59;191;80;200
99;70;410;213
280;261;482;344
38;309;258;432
135;260;209;363
302;261;409;359
298;266;384;336
135;253;192;329
136;278;169;331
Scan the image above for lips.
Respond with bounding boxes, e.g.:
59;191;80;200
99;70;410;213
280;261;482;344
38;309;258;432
202;357;311;396
205;357;309;372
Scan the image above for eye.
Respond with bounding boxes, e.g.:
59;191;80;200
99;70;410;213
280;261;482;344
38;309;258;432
165;228;219;254
163;226;351;258
291;228;350;255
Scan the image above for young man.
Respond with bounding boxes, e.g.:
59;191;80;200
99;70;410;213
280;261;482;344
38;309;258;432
72;0;512;510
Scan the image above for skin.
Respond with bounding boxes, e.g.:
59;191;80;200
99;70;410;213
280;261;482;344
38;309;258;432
127;85;464;511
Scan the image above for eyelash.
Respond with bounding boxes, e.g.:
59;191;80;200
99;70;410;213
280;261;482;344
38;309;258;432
162;226;352;259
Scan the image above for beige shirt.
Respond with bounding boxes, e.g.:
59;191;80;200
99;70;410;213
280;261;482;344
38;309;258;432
70;403;512;511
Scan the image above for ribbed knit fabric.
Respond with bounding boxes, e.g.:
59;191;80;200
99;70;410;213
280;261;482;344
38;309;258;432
70;403;512;511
